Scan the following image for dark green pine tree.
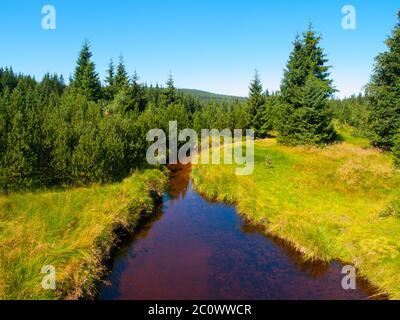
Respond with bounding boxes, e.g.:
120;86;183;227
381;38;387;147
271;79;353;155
114;55;129;90
104;58;115;99
71;40;101;101
105;59;115;86
109;58;139;114
279;26;336;146
131;71;146;112
280;35;305;107
247;70;266;137
153;83;162;108
164;73;177;106
367;11;400;150
302;27;334;94
260;93;279;136
0;67;19;95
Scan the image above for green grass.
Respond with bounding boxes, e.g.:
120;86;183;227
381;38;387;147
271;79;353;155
192;137;400;299
0;168;168;300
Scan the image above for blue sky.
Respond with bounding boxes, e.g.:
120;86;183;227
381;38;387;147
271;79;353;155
0;0;399;97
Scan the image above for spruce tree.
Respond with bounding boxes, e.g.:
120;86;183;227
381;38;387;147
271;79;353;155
247;71;266;137
0;67;20;95
281;35;305;107
114;55;129;90
164;73;177;106
105;59;115;87
131;71;146;112
71;40;101;101
279;26;336;145
260;94;280;136
104;58;115;100
367;11;400;150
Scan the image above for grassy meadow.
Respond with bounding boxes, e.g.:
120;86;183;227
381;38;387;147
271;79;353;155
0;168;167;300
192;126;400;299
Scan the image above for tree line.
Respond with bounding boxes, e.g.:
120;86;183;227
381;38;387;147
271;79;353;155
1;11;400;193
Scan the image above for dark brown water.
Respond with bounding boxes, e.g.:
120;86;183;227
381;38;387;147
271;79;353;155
99;164;379;300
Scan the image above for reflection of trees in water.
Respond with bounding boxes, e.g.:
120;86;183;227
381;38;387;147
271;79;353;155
167;164;191;200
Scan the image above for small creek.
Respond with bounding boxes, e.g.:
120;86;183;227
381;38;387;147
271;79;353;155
99;164;378;300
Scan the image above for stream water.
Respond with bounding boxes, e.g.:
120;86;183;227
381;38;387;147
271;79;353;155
99;164;377;300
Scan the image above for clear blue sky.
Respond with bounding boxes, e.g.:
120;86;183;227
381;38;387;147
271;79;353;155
1;0;399;97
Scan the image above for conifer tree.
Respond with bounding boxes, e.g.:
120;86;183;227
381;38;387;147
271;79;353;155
367;11;400;150
0;67;19;95
105;59;115;87
164;73;177;106
114;55;129;90
71;40;101;101
279;26;336;145
259;94;280;136
281;35;304;107
131;71;146;112
247;71;266;137
153;83;162;108
104;58;115;99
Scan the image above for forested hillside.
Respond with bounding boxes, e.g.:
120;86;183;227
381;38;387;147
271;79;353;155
179;89;246;104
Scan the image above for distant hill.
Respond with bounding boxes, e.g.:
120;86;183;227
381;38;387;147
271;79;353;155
179;89;246;104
